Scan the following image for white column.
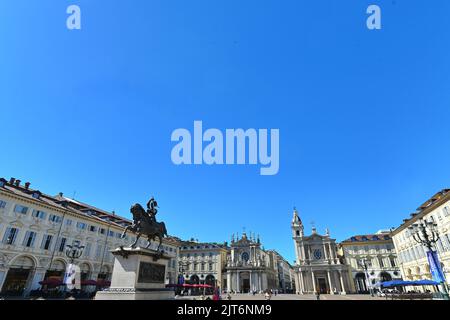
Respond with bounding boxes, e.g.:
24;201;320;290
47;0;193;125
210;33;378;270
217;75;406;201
236;271;240;293
328;243;335;264
258;272;262;292
227;272;231;292
311;270;317;294
299;271;305;294
294;271;300;294
327;270;334;294
323;243;329;262
300;243;306;264
339;271;347;295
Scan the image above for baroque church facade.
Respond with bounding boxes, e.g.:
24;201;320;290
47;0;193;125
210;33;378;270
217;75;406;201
225;232;279;293
291;209;353;294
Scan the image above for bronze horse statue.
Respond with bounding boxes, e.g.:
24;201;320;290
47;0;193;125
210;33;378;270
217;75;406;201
121;199;168;252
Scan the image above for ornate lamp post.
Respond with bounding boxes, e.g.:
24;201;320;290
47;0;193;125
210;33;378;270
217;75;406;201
63;243;84;297
359;258;374;297
408;219;449;299
65;243;85;263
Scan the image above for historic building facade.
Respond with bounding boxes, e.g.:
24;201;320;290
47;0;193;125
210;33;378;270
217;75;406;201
225;232;279;293
0;177;180;297
339;231;401;293
391;189;450;292
291;209;352;294
178;241;228;291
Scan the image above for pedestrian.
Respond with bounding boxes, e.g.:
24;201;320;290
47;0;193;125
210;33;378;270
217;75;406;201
226;293;232;300
316;291;320;300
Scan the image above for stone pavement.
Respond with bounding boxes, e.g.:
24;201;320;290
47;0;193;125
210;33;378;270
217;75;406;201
178;293;387;301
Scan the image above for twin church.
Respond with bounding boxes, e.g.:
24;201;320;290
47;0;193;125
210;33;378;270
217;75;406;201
291;209;352;294
224;208;352;294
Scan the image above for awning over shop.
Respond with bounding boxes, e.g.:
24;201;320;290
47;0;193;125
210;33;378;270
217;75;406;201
375;279;441;288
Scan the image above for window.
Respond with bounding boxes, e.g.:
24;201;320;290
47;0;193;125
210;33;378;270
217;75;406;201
49;214;62;223
2;227;19;245
41;234;53;250
22;231;37;247
84;243;91;257
390;256;396;267
378;257;384;268
313;249;322;260
57;237;67;252
296;230;300;236
209;263;213;271
65;219;73;226
242;252;250;262
108;230;114;237
443;207;449;217
14;205;28;214
0;200;7;208
32;210;46;219
89;225;97;232
76;222;87;230
99;228;106;235
201;263;205;271
95;245;103;258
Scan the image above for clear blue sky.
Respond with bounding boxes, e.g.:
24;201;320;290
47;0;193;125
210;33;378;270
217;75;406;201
1;1;450;263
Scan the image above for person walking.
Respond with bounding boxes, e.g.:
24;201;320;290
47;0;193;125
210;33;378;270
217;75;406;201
316;291;321;300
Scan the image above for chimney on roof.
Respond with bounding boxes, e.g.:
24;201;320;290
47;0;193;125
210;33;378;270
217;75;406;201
25;182;31;190
59;192;63;197
9;177;15;184
14;179;21;187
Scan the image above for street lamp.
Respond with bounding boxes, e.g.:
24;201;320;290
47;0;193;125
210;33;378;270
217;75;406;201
359;258;374;297
63;243;84;298
65;243;85;264
408;219;449;299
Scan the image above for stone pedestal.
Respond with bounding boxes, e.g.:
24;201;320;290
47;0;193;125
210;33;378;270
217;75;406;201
95;247;174;300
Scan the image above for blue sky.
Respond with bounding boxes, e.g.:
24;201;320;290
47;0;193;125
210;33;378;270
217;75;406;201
1;0;450;263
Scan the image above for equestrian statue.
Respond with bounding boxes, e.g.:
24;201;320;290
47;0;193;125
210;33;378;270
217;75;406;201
121;197;168;252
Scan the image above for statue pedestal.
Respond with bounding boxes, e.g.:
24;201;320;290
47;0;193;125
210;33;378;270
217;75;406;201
95;247;174;300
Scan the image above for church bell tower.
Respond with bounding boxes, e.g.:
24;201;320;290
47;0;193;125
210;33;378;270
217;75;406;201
292;207;304;238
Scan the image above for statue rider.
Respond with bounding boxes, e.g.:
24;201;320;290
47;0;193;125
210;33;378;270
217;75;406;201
146;197;158;223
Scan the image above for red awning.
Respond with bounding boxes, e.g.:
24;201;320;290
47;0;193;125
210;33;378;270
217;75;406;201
39;279;64;286
81;280;98;286
166;284;213;289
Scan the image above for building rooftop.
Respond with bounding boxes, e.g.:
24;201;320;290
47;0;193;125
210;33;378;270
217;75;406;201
341;233;392;244
0;177;180;243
